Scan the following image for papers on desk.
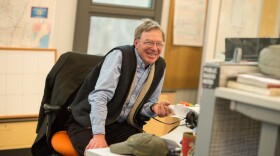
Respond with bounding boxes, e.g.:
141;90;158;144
169;104;200;119
86;147;122;156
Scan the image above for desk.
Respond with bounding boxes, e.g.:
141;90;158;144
86;121;192;156
86;148;122;156
86;105;200;156
195;87;280;156
161;122;193;146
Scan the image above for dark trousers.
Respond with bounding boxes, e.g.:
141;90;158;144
67;117;141;156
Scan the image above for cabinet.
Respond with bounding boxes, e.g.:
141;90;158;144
0;120;37;150
195;87;280;156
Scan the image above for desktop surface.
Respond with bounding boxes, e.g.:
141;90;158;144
86;104;199;156
86;122;193;156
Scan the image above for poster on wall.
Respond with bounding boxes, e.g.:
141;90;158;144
0;0;55;48
173;0;207;46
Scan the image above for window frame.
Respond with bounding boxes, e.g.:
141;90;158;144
73;0;163;53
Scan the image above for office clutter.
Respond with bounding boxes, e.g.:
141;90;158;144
181;132;196;156
258;44;280;78
110;133;169;156
224;43;280;96
202;61;259;89
165;103;199;156
109;131;196;156
178;102;199;129
227;73;280;96
227;80;280;96
166;131;197;156
196;37;280;156
236;73;280;88
170;103;199;129
225;38;280;62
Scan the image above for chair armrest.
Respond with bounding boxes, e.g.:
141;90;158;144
43;104;61;112
43;104;61;143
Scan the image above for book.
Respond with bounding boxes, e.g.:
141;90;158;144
237;73;280;88
202;61;259;89
227;80;280;96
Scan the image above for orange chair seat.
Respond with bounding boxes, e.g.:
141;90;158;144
51;131;78;156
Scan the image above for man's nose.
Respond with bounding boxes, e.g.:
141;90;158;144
151;43;157;49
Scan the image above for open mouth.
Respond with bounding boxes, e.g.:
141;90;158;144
146;51;158;57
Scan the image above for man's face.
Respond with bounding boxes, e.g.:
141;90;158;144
134;29;164;66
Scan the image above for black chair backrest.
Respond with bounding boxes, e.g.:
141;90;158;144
32;52;103;156
50;52;103;132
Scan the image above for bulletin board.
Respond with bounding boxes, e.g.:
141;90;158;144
0;47;56;119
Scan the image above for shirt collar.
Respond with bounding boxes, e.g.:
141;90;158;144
134;48;151;69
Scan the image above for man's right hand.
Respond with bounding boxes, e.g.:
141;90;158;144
152;101;172;117
85;134;108;150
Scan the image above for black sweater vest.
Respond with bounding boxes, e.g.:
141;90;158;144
70;45;166;128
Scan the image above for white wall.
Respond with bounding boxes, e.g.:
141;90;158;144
160;0;170;58
197;0;221;102
51;1;77;57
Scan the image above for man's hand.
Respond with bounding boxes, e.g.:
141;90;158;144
152;101;172;117
85;134;108;152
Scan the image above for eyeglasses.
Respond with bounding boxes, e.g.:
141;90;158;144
140;40;164;48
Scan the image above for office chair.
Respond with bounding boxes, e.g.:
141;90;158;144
31;52;103;156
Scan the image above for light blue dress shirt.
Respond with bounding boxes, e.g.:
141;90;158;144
88;48;164;135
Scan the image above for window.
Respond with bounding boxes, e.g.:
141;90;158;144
73;0;163;55
88;17;141;55
92;0;152;8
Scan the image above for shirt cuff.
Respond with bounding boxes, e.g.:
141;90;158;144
140;102;157;118
90;115;106;135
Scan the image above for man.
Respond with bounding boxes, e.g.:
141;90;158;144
68;18;172;155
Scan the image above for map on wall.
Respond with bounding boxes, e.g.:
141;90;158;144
0;0;55;48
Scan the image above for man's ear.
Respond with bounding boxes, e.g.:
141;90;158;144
134;39;140;47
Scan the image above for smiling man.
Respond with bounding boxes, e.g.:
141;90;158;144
67;19;172;156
